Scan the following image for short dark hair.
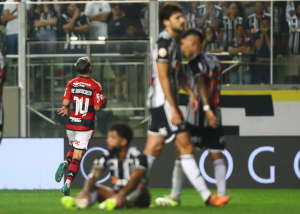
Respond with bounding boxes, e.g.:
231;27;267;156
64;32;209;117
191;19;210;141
159;2;183;23
75;57;91;74
181;28;204;43
227;1;237;8
109;123;133;145
111;3;121;9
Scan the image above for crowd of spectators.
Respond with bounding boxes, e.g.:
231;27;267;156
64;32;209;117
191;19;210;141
180;1;300;84
0;1;300;85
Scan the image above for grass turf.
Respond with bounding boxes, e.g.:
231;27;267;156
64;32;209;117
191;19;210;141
0;189;299;214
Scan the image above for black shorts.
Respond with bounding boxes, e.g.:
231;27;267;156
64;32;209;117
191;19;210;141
148;105;187;143
186;123;225;151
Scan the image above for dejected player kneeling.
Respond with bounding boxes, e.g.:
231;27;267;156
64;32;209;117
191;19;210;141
61;124;150;211
55;57;107;196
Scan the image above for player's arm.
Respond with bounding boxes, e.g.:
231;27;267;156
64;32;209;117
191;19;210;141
58;84;71;116
178;65;198;114
93;82;107;111
81;168;102;195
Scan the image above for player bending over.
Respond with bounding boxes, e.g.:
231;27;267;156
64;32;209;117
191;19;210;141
156;28;230;206
145;2;229;207
61;124;150;211
55;57;107;196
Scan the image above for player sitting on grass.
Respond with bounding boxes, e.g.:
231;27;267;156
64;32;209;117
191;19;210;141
61;124;151;211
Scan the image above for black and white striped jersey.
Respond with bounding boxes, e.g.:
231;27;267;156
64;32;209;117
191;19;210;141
186;51;222;127
196;4;223;29
204;40;223;52
285;16;300;54
33;9;58;32
222;16;243;49
60;12;88;50
148;30;181;108
93;146;148;192
184;11;201;29
246;12;270;34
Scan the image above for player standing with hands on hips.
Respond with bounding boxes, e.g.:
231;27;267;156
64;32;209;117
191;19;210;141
55;57;107;196
145;2;229;207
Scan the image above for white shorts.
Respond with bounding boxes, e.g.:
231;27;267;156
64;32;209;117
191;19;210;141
66;130;94;150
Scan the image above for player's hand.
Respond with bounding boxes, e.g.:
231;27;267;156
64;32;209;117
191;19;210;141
190;95;199;114
205;109;217;129
171;107;181;126
57;106;69;117
101;97;107;110
110;195;123;207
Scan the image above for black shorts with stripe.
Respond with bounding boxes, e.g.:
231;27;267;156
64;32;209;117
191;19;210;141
148;104;187;143
187;123;225;151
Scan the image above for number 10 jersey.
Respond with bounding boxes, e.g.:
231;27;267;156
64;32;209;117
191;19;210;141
63;76;104;131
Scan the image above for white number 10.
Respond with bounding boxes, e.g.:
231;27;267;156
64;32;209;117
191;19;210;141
74;96;89;116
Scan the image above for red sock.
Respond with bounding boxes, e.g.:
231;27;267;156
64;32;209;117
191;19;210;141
64;148;74;165
67;159;80;182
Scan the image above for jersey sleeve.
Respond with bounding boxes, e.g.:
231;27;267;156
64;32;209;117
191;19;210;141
133;154;148;171
84;3;92;16
93;82;103;106
62;83;71;100
103;3;111;13
93;153;109;169
188;58;206;78
156;38;171;63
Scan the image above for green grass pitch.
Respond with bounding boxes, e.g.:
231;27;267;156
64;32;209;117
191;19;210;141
0;189;299;214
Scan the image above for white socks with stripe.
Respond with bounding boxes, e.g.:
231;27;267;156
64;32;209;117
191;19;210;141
180;154;211;201
213;159;226;197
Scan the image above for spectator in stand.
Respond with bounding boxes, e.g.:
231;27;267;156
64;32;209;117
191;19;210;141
253;17;277;84
122;3;148;37
196;2;223;32
60;3;88;54
246;2;270;39
33;0;58;54
203;26;224;53
107;3;128;102
84;0;110;52
59;3;88;81
228;24;253;84
184;2;200;29
222;2;243;51
283;3;300;84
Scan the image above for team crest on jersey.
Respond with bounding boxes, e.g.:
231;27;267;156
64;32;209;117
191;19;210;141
73;82;91;87
96;93;103;103
158;48;167;57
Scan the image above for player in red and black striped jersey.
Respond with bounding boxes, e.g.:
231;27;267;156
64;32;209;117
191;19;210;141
55;57;107;196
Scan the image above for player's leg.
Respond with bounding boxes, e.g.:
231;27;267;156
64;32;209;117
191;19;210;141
209;151;226;197
205;127;227;197
55;130;75;183
61;130;93;195
174;131;211;202
155;150;184;207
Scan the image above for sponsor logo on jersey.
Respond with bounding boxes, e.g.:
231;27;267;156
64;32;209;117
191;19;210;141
70;117;81;122
71;88;92;96
96;93;103;103
73;82;91;87
158;48;167;57
159;127;168;136
74;140;80;145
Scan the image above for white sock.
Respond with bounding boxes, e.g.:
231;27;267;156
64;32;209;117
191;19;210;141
145;153;156;172
213;159;226;197
170;160;185;199
65;179;71;188
180;155;211;202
